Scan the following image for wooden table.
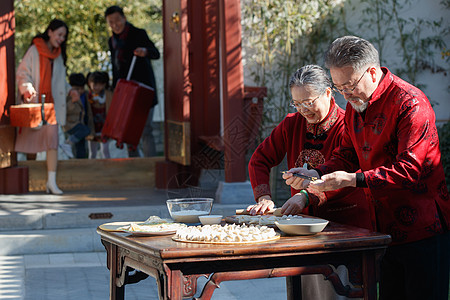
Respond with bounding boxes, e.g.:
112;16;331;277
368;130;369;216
97;222;391;300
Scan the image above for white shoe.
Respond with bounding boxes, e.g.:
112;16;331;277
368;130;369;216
46;181;63;195
60;143;74;158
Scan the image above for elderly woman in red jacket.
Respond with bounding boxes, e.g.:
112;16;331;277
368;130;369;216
248;65;370;299
248;65;372;229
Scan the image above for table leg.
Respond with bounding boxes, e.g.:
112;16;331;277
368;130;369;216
286;275;302;300
362;252;377;300
109;244;124;300
169;269;184;300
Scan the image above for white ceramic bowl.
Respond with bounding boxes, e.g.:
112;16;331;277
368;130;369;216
199;215;223;225
275;218;329;235
166;198;213;223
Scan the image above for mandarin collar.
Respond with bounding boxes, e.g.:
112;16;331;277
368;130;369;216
368;67;393;104
306;97;339;135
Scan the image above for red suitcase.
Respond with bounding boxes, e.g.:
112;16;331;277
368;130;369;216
101;56;155;148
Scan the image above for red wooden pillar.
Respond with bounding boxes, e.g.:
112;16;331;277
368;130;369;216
219;0;246;182
0;1;28;194
157;0;194;189
0;0;16;169
188;0;221;171
157;0;247;188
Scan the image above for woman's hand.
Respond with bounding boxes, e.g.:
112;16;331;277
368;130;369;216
246;195;275;215
282;167;319;190
133;47;148;57
23;86;37;102
281;192;308;215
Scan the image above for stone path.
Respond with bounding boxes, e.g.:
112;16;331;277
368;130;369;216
0;252;287;299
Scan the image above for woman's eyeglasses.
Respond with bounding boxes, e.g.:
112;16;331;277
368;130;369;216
290;95;320;110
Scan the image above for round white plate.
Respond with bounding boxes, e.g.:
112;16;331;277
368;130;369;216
122;229;178;236
98;221;138;232
99;222;185;236
275;218;329;235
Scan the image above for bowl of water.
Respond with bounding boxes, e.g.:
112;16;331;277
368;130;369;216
199;215;223;225
166;198;214;223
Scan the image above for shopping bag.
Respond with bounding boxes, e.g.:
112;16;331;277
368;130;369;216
101;56;155;148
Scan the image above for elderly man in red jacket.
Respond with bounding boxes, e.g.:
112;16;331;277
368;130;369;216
284;36;450;300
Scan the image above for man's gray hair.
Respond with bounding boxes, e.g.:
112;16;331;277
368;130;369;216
289;65;331;95
324;36;380;72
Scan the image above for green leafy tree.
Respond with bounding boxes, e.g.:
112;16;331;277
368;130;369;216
356;0;448;96
242;0;449;131
241;0;347;135
14;0;162;75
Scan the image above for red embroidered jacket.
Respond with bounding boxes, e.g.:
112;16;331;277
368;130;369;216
249;99;373;230
317;68;450;245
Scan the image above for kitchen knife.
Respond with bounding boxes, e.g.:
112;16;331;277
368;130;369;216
281;171;318;182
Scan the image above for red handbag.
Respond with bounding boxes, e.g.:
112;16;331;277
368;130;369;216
10;95;56;128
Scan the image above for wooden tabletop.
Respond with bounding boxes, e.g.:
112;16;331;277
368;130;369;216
97;221;392;261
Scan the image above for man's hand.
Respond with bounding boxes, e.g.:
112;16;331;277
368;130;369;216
282;167;319;190
309;171;356;192
246;195;275;215
281;193;308;215
133;47;148;57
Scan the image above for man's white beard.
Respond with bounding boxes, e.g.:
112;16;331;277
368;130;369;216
349;98;369;113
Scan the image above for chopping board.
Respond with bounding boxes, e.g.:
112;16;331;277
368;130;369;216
226;209;308;226
234;207;282;216
226;214;282;226
227;208;283;225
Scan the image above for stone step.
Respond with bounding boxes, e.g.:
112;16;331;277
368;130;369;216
18;157;164;192
0;227;104;255
0;203;240;255
0;200;241;232
0;205;170;232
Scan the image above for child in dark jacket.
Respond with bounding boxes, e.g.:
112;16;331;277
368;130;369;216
62;73;93;158
87;71;113;159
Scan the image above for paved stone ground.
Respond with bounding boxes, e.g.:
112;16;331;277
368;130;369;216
1;123;288;298
0;185;287;299
0;252;287;300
